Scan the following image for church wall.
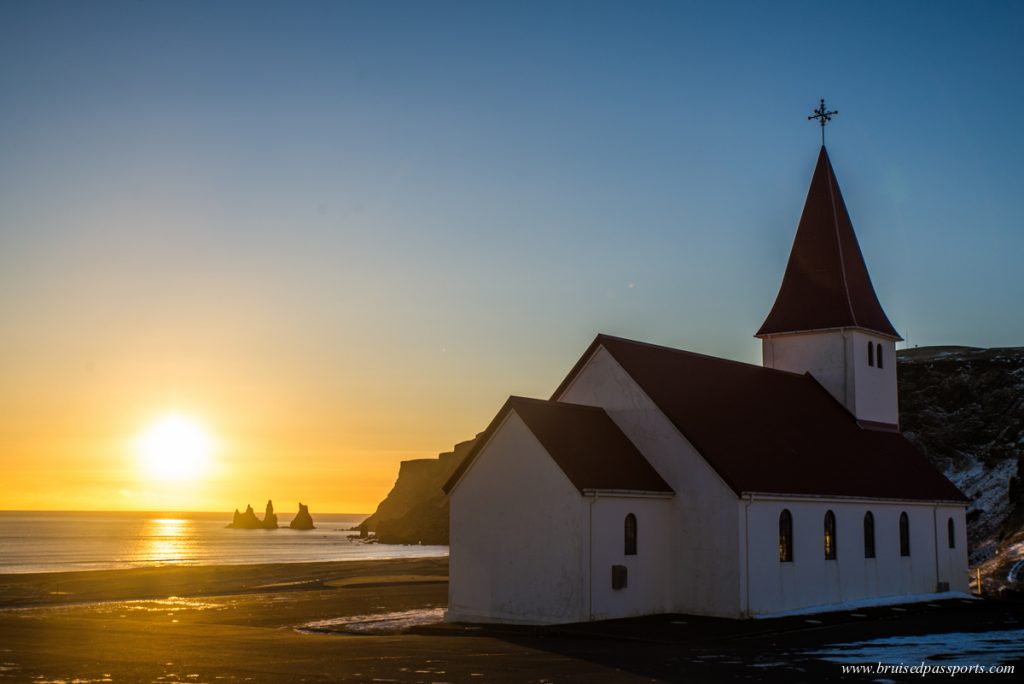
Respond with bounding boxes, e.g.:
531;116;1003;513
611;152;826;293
589;495;674;620
745;498;966;615
935;505;970;593
761;331;848;407
447;412;588;624
761;329;899;426
848;330;899;426
557;346;743;618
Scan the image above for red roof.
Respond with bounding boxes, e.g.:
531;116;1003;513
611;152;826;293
757;147;901;339
443;396;673;495
551;335;966;503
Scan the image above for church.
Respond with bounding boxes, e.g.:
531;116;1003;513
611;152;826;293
443;142;969;623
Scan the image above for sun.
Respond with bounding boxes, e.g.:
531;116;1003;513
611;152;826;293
137;414;216;482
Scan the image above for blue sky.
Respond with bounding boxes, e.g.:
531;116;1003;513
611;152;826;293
1;1;1022;508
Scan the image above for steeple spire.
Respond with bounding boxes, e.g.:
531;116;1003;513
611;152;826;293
756;147;900;339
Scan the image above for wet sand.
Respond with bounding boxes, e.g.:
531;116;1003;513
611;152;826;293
1;558;1021;683
0;557;656;683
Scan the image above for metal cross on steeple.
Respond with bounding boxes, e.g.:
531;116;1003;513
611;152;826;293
808;98;838;146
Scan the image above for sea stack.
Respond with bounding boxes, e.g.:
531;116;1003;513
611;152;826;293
227;504;263;529
289;503;315;530
262;500;279;529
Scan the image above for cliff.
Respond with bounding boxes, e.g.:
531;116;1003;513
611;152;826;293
358;437;477;544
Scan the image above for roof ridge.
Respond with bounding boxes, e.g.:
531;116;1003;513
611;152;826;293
508;395;608;412
444;392;673;496
759;324;900;339
594;333;811;379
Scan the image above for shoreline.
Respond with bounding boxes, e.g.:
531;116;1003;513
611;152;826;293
0;543;449;578
0;556;448;609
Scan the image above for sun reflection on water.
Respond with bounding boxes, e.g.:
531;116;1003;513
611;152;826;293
136;517;194;565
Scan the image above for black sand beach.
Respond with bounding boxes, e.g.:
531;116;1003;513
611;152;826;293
1;558;1021;682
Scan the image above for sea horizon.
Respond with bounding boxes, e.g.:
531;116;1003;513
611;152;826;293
0;510;446;575
0;509;371;517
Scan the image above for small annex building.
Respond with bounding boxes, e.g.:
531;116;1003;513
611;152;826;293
444;146;969;624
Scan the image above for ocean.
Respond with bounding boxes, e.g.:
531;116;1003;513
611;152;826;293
0;511;448;574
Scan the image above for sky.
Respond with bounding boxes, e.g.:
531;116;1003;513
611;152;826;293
1;1;1022;513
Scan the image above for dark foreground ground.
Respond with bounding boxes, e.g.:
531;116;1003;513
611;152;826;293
0;557;1021;683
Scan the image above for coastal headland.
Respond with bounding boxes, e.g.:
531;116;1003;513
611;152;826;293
1;557;1021;682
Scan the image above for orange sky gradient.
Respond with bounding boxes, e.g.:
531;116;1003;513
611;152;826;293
0;320;550;512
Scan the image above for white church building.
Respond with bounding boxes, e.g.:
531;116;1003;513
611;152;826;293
444;146;969;623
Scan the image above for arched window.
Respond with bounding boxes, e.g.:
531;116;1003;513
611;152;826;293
876;343;884;369
947;517;955;549
824;510;837;560
868;341;875;367
779;509;793;562
863;511;876;558
624;513;637;556
899;512;910;556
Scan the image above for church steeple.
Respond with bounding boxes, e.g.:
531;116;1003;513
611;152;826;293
756;146;900;340
758;145;901;429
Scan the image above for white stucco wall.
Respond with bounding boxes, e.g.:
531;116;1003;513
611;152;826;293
447;412;588;624
743;498;969;615
848;330;899;426
935;506;970;593
763;331;848;406
761;329;898;426
588;494;674;620
557;346;744;618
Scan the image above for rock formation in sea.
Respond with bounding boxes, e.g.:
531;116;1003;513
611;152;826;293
227;504;263;529
289;502;315;530
262;500;279;529
227;500;281;529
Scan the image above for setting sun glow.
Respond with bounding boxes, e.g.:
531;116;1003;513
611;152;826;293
137;415;216;482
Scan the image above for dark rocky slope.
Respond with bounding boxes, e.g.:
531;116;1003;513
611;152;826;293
358;437;477;544
897;346;1024;567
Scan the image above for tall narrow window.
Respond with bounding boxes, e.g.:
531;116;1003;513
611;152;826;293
824;510;837;560
947;517;956;549
863;511;876;558
876;343;884;369
899;512;910;556
624;513;637;556
868;341;875;367
779;509;793;562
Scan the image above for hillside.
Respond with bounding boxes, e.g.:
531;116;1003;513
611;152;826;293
897;346;1024;568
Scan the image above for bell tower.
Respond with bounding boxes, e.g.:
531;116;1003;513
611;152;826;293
757;145;902;429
